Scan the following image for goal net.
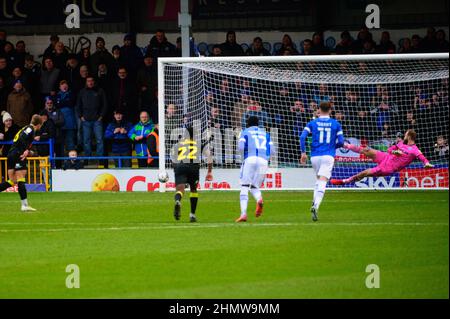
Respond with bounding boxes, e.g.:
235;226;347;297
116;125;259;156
158;53;449;190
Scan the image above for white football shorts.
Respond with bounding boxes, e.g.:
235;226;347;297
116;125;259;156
239;156;268;188
311;155;335;179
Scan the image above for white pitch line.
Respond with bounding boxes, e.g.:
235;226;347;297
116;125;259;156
0;199;447;205
0;222;447;233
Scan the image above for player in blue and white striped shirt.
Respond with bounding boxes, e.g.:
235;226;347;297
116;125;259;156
236;116;273;222
300;102;345;221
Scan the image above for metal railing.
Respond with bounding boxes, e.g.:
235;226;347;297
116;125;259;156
1;139;54;191
0;156;50;191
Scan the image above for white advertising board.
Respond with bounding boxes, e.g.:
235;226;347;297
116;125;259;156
52;168;317;192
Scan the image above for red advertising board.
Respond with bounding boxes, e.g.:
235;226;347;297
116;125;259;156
399;168;449;188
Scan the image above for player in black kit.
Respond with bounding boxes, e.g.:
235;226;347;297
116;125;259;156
173;127;213;222
0;115;43;211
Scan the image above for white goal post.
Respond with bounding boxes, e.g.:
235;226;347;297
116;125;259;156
158;53;449;191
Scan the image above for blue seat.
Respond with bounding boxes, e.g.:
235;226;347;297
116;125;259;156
197;42;209;56
325;36;336;49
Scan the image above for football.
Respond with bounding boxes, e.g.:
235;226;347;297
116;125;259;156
157;171;169;183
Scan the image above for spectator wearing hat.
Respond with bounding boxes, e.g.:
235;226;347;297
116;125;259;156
137;53;157;122
0;111;20;157
62;53;80;88
90;37;115;74
146;30;176;61
104;110;133;168
6;80;33;127
120;33;143;80
56;80;77;153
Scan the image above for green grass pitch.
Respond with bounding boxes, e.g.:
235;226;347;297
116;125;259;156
0;190;448;299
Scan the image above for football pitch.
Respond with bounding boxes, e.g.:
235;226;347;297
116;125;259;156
0;190;448;299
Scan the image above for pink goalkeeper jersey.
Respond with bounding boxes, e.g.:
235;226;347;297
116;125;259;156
384;141;430;171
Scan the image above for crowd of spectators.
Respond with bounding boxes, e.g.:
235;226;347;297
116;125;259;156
0;26;448;168
204;27;449;57
192;76;448;163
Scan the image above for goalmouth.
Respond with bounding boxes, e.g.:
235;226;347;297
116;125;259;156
158;53;449;191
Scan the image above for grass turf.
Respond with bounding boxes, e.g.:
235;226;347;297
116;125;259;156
0;190;448;299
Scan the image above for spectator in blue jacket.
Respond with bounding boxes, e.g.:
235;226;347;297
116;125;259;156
105;110;133;168
128;111;154;168
56;80;77;153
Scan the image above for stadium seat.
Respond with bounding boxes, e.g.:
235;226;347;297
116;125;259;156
241;43;250;52
272;42;282;54
197;42;209;56
325;36;336;49
263;41;271;52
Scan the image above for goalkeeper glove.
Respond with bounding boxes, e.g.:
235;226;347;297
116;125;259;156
424;163;434;168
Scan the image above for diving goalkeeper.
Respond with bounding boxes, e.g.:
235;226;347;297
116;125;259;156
331;129;433;185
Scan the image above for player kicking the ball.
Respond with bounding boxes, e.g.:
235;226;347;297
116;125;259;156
172;126;213;222
0;115;42;211
331;129;433;186
300;102;345;222
236;116;274;223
